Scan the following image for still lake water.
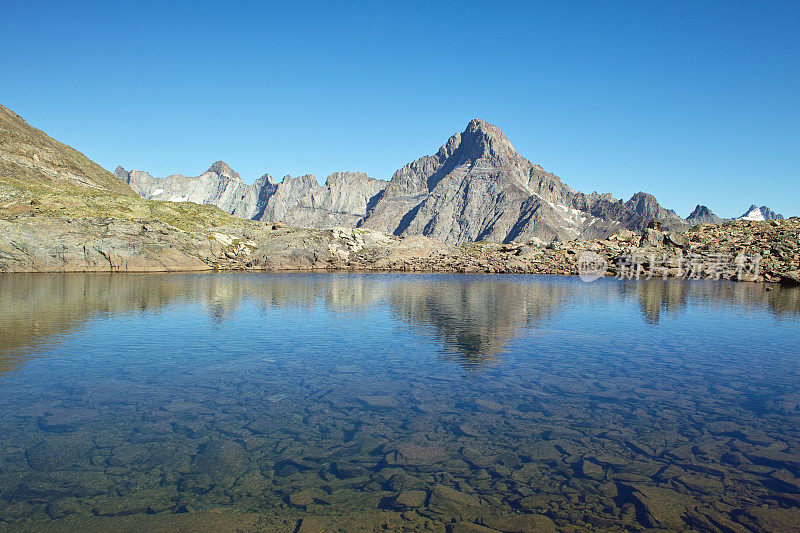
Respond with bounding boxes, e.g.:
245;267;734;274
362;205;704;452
1;273;799;532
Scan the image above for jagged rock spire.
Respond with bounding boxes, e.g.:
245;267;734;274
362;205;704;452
207;161;241;181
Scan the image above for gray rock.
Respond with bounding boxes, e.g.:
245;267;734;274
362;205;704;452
665;231;690;248
640;228;665;247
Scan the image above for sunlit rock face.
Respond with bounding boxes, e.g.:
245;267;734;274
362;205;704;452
120;119;688;244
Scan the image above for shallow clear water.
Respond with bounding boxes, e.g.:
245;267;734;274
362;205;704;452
1;273;799;532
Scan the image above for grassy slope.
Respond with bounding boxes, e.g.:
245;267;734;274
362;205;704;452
0;104;246;232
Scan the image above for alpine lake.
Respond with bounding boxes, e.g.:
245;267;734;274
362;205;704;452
1;273;799;532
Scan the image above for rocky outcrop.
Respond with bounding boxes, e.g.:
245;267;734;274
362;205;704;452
736;204;784;221
686;204;724;225
121;119;690;244
2;209;798;285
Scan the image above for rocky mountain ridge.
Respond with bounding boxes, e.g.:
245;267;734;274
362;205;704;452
120;119;693;244
736;204;784;221
116;165;386;229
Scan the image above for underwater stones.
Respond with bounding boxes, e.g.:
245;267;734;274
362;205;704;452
46;496;83;519
274;462;299;477
107;442;150;467
458;424;481;437
231;470;269;497
733;440;800;468
389;489;427;510
742;506;800;531
450;522;500;533
91;487;177;516
195;440;249;484
676;473;724;495
593;454;630;467
519;442;562;463
770;468;800;492
296;516;326;533
331;462;369;479
579;459;604;480
15;475;73;500
472;399;504;413
628;484;694;529
427;484;482;516
356;395;399;409
47;470;113;498
516;494;554;513
289;489;317;508
38;408;98;429
385;443;448;466
386;472;424;491
26;438;93;470
479;513;558;533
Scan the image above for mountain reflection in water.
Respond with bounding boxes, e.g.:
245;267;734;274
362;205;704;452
2;273;798;375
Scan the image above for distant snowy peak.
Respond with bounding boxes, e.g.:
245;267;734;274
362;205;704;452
737;205;784;221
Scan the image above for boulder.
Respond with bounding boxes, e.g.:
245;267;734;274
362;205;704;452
639;228;665;247
665;231;690;249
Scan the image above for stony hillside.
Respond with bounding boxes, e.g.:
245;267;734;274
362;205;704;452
0;105;135;199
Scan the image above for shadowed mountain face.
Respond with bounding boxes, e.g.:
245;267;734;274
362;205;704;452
2;273;798;375
120;119;689;244
0;105;135;198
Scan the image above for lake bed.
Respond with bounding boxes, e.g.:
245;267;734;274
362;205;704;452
1;273;799;531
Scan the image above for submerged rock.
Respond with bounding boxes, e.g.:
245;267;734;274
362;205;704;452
194;440;249;484
389;490;427;510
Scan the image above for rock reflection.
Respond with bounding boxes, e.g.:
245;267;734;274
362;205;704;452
622;278;800;324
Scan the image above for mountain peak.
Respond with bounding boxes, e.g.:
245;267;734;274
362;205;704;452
457;118;518;162
737;205;783;221
689;204;713;218
686;205;723;225
207;161;241;181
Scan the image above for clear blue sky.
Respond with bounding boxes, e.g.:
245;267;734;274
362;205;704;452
2;1;798;218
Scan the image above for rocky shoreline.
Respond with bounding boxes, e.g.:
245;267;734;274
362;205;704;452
1;212;798;285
